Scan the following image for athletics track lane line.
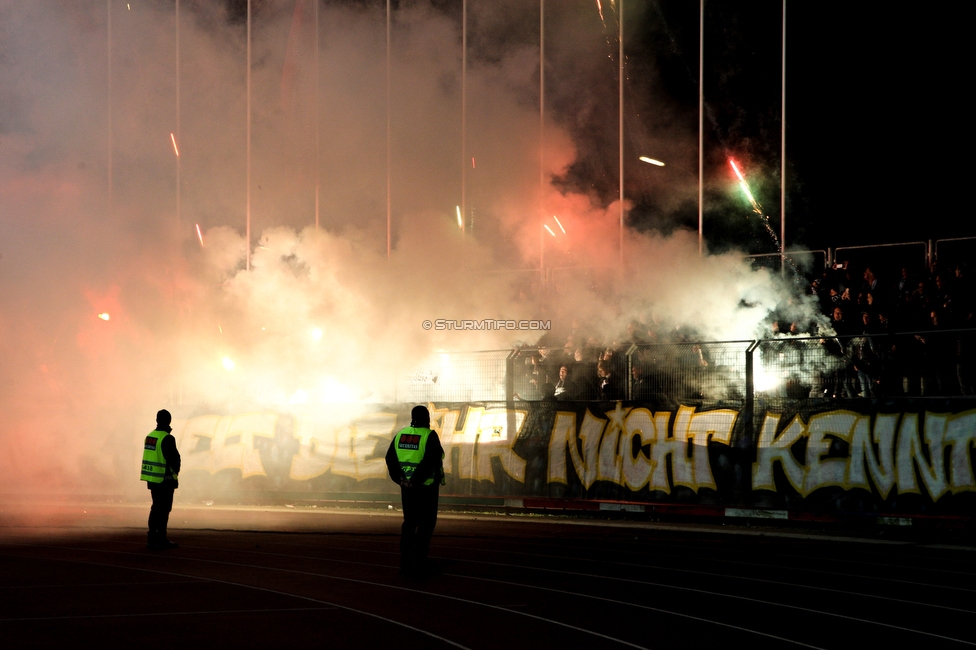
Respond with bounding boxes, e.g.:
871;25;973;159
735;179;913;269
8;546;647;650
0;551;470;650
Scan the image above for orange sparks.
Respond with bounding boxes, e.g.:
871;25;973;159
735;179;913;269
170;133;180;157
195;223;204;247
97;313;110;321
544;225;556;237
471;157;476;169
553;215;566;234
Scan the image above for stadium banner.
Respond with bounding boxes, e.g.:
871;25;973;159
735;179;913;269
168;399;976;517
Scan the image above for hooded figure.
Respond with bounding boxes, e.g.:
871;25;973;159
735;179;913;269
385;405;444;575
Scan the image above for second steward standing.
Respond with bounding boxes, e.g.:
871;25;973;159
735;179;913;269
386;405;444;575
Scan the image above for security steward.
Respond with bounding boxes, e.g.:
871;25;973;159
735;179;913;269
386;405;444;575
140;409;181;550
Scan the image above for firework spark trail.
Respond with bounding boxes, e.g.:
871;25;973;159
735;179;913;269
595;0;615;57
729;158;781;250
728;159;762;214
170;133;180;157
195;224;205;247
553;215;566;234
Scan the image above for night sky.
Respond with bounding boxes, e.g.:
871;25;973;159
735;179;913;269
581;1;965;256
217;1;965;260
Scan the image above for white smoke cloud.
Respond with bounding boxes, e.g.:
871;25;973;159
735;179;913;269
0;0;812;502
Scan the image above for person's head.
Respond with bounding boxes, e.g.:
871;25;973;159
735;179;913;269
862;312;872;326
833;306;844;321
410;405;430;428
156;409;172;428
597;360;610;378
558;365;568;381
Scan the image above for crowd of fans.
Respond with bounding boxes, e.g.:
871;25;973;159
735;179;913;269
512;316;729;403
795;260;976;398
512;258;976;402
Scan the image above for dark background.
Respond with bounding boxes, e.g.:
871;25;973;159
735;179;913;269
222;1;967;256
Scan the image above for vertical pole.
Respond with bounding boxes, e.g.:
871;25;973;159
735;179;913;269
539;0;545;276
107;0;113;219
176;0;181;232
461;0;467;239
246;0;252;271
315;0;320;230
386;0;391;258
780;0;787;275
698;0;704;257
745;341;758;440
618;0;624;270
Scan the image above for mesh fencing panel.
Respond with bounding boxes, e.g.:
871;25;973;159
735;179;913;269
397;350;511;403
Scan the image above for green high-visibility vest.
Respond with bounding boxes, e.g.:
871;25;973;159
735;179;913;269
141;429;177;483
393;426;443;486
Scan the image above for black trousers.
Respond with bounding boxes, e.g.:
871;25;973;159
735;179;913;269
400;483;439;569
148;482;175;540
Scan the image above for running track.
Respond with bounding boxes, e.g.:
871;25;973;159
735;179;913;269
1;504;974;648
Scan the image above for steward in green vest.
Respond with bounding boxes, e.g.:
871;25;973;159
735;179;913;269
141;409;181;550
386;405;444;575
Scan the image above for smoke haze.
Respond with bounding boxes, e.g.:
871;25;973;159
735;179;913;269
0;1;813;504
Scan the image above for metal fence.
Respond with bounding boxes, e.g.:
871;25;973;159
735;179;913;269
396;350;510;403
627;341;754;402
754;328;976;399
172;329;976;408
436;328;976;405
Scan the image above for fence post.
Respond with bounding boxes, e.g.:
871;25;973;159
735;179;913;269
505;350;517;451
625;344;637;400
745;340;759;438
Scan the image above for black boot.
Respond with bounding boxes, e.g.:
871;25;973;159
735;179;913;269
157;529;178;549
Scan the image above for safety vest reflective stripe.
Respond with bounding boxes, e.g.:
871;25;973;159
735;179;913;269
140;430;176;483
